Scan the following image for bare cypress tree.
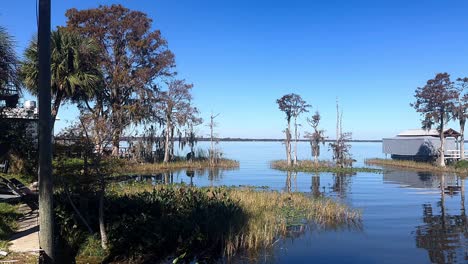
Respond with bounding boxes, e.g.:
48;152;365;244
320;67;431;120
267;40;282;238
305;111;326;165
277;93;310;166
411;73;458;167
209;113;220;166
329;100;353;168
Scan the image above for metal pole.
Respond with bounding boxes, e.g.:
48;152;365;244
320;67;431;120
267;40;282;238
38;0;54;263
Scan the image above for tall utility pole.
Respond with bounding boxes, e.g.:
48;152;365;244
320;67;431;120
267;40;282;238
38;0;54;263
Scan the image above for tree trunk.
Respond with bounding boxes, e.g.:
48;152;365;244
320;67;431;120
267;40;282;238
439;120;446;167
293;117;298;166
286;121;292;166
38;0;54;261
99;181;108;250
460;119;465;160
170;127;174;159
163;119;171;163
50;89;63;133
111;103;122;157
210;115;215;166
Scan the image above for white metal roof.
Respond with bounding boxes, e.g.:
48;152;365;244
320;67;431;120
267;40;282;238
397;129;438;137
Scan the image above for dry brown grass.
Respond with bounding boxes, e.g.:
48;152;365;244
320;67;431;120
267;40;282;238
271;160;380;173
365;158;468;176
223;187;361;257
0;252;38;264
118;159;239;175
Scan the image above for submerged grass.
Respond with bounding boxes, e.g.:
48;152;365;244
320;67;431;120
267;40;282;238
365;158;468;176
271;160;381;174
117;158;240;175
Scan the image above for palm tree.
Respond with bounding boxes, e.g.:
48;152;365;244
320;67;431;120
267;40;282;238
0;26;20;97
21;29;101;127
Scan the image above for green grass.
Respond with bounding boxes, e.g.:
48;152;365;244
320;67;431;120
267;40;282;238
365;158;468;176
0;172;34;184
271;160;381;174
0;202;20;252
454;160;468;169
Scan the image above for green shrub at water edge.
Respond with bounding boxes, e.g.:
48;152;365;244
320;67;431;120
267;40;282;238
454;160;468;169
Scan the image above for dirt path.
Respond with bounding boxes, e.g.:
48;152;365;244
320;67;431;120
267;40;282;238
8;203;40;254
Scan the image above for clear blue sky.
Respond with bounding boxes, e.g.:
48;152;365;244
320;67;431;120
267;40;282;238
2;0;468;139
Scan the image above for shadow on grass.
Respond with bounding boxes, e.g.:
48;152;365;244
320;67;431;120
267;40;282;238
55;186;247;263
0;202;22;242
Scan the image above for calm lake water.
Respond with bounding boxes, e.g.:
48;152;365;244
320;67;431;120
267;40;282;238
130;142;467;264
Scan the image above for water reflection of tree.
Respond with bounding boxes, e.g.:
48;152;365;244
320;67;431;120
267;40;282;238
186;170;195;186
311;173;321;198
208;168;222;182
329;172;355;199
414;175;467;264
285;171;297;193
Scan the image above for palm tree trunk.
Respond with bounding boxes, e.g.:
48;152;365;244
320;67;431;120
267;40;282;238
50;90;63;132
99;186;108;250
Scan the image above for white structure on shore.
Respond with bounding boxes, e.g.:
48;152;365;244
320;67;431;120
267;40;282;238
382;129;461;161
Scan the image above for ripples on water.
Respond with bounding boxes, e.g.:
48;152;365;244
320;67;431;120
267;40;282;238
125;142;467;264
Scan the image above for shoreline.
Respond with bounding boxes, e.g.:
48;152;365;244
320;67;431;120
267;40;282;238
365;158;468;175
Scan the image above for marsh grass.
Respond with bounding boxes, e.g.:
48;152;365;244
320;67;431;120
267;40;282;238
107;184;361;260
271;160;381;174
365;158;468;176
117;159;239;175
223;187;360;257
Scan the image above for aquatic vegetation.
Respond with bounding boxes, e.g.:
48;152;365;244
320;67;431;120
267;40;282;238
271;160;381;173
118;158;239;175
55;184;360;263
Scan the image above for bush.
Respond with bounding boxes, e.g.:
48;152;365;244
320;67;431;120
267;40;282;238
54;186;246;263
454;160;468;169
